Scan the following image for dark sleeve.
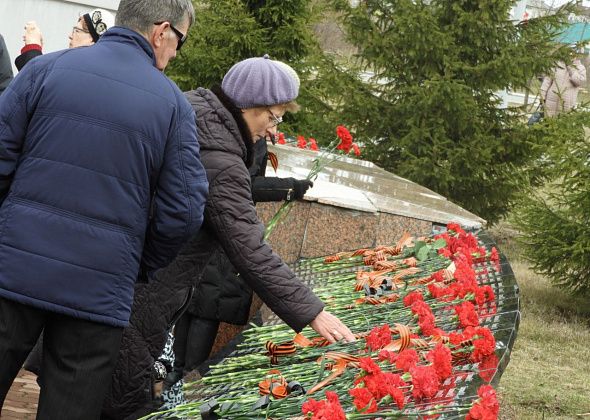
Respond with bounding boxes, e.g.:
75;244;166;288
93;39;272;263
15;48;43;71
0;55;38;201
206;164;324;332
0;35;13;94
251;176;293;202
140;103;209;273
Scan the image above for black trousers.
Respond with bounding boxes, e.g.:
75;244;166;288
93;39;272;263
172;312;219;378
0;296;123;420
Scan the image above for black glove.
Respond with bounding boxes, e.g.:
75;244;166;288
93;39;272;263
291;179;314;201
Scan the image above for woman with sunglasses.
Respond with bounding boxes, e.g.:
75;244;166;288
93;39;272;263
15;9;115;71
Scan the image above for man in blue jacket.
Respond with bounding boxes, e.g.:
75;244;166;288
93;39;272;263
0;0;208;418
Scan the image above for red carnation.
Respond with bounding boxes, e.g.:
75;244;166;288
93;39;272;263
302;391;346;420
419;317;439;336
309;137;319;151
478;353;499;383
411;300;434;318
359;357;382;375
378;349;397;364
366;324;392;351
349;387;377;413
352;143;361;156
396;348;419;372
302;397;323;418
471;327;496;362
466;385;499;420
490;247;500;271
410;365;440;400
431;270;446;282
438;247;453;258
447;222;464;234
382;372;407;409
482;285;495;303
336;125;353;153
411;300;437;335
426;343;453;380
455;301;480;328
403;290;424;307
297;135;307;149
428;282;453;301
277;132;286;145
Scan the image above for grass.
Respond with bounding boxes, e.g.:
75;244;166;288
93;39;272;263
488;225;590;419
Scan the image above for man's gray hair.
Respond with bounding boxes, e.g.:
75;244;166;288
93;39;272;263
116;0;194;35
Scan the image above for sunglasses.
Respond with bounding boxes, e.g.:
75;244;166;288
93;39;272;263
154;21;187;51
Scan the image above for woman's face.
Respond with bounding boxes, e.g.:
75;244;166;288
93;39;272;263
68;17;94;48
242;105;285;143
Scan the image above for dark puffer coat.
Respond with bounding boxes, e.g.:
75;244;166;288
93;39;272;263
189;137;299;325
102;87;324;418
182;87;324;332
101;249;208;419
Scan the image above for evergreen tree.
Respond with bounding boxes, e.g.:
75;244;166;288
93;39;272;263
329;0;573;223
514;111;590;295
165;0;266;91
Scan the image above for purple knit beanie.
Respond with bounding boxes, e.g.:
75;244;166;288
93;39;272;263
221;54;299;109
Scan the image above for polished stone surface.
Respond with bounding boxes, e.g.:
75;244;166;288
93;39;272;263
269;143;485;228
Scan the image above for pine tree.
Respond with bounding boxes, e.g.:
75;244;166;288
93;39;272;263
514;111;590;295
165;0;266;91
329;0;574;223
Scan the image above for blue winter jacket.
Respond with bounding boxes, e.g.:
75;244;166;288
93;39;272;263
0;27;208;327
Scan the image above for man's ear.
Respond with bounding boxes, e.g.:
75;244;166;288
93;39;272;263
150;22;167;49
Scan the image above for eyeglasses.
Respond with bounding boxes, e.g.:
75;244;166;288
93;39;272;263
153;21;187;51
72;26;90;35
268;109;283;127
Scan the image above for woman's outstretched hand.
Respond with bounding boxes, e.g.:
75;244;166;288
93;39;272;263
309;310;356;344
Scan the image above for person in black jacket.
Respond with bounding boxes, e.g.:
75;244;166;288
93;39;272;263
102;56;355;418
0;34;13;95
164;55;354;405
168;88;314;387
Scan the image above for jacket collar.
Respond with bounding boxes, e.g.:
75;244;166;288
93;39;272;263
210;86;254;168
186;88;254;168
96;27;157;67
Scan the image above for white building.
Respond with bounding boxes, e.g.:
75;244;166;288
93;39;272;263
0;0;119;74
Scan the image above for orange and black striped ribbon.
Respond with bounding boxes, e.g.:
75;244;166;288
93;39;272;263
258;369;288;399
265;340;296;365
267;152;279;173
